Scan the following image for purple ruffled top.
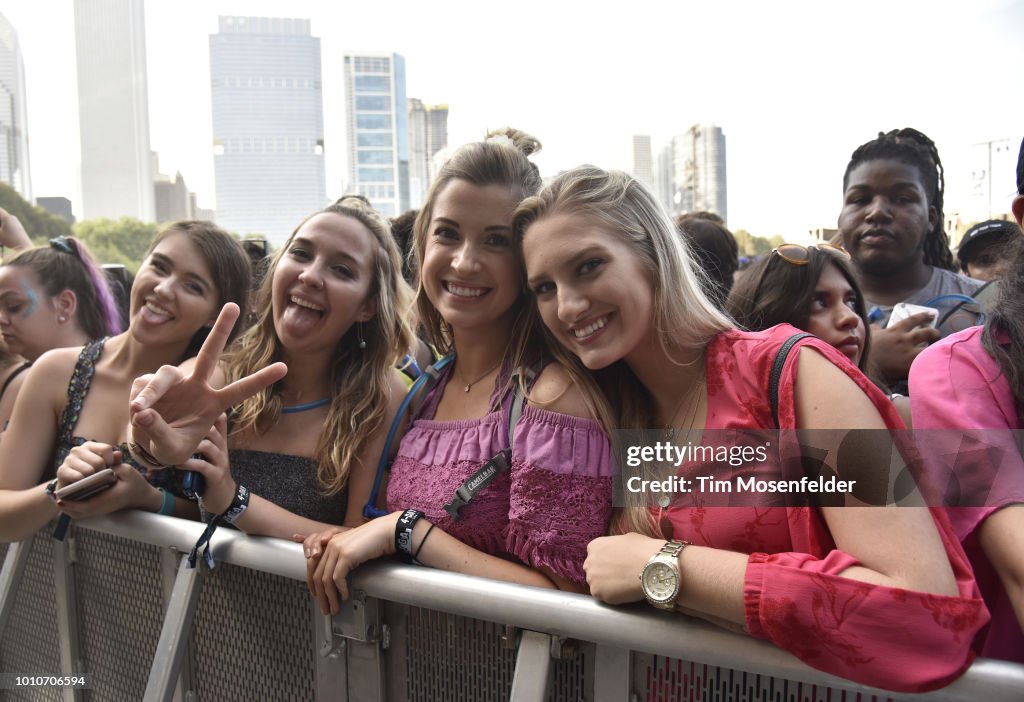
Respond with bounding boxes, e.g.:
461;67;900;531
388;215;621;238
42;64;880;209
386;362;615;585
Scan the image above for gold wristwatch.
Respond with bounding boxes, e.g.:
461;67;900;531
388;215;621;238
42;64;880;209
640;539;688;610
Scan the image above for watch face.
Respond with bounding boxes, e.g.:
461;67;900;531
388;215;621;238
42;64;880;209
642;561;678;602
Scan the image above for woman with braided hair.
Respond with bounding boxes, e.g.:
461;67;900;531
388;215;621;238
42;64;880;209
837;128;983;393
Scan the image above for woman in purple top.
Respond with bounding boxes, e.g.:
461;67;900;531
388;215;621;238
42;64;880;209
303;129;615;614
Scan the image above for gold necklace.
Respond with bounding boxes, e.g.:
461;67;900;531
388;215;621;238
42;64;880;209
456;359;502;393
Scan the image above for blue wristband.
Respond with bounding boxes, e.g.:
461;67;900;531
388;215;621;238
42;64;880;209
157;488;175;516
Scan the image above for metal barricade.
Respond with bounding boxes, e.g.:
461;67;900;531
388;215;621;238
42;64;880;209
1;511;1023;702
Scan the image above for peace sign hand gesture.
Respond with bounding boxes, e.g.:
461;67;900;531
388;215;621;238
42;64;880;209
128;302;288;465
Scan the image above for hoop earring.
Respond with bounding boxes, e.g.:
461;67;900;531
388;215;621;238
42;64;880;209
358;323;367;350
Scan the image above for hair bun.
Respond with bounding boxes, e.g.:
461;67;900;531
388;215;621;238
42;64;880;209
334;194;373;209
485;127;542;157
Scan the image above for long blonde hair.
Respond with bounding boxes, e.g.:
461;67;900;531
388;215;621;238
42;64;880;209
515;165;734;535
224;196;415;496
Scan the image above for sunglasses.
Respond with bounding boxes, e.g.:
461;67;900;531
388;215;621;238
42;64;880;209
771;243;850;265
749;243;853;309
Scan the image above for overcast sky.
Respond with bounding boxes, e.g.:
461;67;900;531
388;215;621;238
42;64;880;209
3;0;1022;239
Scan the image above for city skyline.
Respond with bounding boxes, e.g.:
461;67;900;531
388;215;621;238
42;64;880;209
2;0;1022;240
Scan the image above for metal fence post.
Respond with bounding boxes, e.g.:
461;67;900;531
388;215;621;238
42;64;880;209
510;630;553;701
144;558;204;702
53;533;83;702
0;540;29;639
593;644;631;702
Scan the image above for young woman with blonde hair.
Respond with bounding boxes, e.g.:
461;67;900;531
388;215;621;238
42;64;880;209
515;165;986;692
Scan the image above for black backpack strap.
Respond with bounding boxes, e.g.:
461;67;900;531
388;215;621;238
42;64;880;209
770;333;813;428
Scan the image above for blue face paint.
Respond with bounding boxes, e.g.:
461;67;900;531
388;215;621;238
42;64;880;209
20;280;38;319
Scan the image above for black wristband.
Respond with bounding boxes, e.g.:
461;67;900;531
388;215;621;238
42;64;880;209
44;478;59;503
395;509;424;563
412;523;435;565
218;483;250;525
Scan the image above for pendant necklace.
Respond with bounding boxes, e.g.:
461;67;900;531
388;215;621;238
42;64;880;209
456;359;502;393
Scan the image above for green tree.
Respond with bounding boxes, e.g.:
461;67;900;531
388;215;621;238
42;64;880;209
72;218;158;272
733;228;778;256
0;182;73;243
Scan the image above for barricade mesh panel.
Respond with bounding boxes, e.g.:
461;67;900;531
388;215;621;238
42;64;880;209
399;606;587;702
0;533;62;702
73;529;166;701
187;562;315;702
636;654;892;702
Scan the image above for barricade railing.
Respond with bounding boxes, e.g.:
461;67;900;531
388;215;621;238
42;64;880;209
1;510;1023;701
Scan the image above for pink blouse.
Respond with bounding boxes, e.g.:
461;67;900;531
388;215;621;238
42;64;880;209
910;325;1023;663
387;363;615;585
657;325;987;692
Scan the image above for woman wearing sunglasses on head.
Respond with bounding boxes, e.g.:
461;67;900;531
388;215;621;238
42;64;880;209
515;165;986;692
727;243;916;426
728;244;868;369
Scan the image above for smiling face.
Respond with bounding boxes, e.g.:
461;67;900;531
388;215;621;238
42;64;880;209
420;179;521;336
271;212;378;355
838;159;937;277
129;230;220;349
0;266;63;361
805;261;866;366
523;211;654;369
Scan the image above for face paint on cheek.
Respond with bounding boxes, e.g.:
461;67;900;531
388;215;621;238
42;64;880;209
20;281;38;319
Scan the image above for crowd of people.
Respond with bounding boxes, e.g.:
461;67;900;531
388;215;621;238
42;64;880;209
0;127;1021;693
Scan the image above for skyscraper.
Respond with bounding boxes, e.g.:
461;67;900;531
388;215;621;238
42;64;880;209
210;17;327;246
74;0;154;221
408;99;448;208
343;53;409;217
0;11;31;201
631;135;654;195
671;124;727;223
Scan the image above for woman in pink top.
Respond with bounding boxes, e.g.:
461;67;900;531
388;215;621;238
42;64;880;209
910;236;1024;662
302;131;615;614
515;165;987;692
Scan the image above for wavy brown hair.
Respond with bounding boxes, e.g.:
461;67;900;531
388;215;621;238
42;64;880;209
224;197;415;496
